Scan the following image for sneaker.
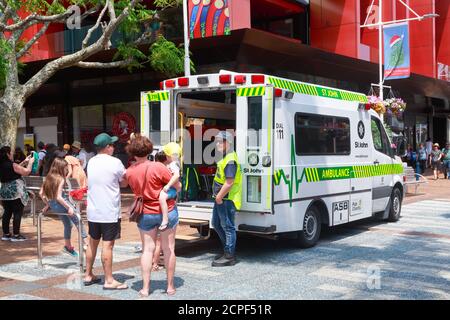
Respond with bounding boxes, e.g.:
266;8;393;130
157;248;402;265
134;245;142;253
1;234;11;241
214;253;224;261
62;246;78;257
10;234;26;242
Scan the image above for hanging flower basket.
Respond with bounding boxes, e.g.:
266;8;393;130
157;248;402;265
366;95;406;116
367;95;386;115
384;97;406;116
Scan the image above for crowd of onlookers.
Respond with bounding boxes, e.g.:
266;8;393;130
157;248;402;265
0;134;181;296
405;138;450;180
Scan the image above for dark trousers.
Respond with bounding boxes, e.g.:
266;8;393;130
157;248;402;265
2;199;24;235
211;200;237;255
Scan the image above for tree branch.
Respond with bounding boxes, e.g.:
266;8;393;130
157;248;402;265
107;0;117;21
0;11;72;32
82;0;109;49
16;22;50;59
22;0;141;99
75;58;133;69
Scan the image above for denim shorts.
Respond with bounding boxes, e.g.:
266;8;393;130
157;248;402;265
137;207;179;232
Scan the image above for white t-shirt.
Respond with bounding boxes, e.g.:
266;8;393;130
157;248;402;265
87;154;126;223
38;150;46;161
168;160;180;175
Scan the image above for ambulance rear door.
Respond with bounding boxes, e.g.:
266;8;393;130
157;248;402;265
140;90;172;151
235;85;274;213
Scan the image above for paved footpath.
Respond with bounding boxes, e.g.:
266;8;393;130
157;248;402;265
0;173;449;300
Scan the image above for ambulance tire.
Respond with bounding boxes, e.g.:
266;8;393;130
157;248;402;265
296;205;322;248
387;188;402;222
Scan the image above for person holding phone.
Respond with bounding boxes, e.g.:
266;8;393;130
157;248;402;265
0;146;34;241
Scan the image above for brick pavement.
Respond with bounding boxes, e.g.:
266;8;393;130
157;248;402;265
0;168;448;300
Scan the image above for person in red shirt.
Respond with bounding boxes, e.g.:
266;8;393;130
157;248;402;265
124;134;181;297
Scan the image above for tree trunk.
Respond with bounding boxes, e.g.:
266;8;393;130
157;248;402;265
0;95;23;150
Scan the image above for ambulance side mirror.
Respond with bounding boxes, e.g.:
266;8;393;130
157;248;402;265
395;138;407;158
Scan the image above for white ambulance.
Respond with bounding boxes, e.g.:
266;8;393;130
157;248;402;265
140;71;405;247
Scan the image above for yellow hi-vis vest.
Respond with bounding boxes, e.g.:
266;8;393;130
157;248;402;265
213;151;242;210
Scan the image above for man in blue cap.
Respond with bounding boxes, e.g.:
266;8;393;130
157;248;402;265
211;131;242;267
84;133;128;290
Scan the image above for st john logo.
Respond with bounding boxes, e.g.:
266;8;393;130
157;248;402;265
358;121;365;139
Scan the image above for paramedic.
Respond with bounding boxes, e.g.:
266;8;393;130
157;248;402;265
211;131;242;267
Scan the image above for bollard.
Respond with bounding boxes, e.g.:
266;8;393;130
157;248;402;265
76;212;84;273
38;211;85;272
37;212;43;268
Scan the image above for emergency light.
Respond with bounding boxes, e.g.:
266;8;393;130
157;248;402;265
234;75;246;84
251;75;265;84
274;88;283;97
219;74;232;84
284;91;294;99
358;103;371;111
165;80;175;88
178;77;189;86
197;76;209;85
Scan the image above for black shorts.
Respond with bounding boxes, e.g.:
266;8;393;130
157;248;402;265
88;219;121;241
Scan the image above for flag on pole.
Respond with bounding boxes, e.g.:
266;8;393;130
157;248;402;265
188;0;231;39
383;22;410;80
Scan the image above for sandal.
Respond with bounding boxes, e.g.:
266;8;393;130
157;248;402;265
166;289;176;296
83;276;101;286
152;264;163;272
103;281;128;290
138;290;149;297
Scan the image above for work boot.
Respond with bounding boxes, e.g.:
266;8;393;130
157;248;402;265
212;253;236;267
214;252;224;261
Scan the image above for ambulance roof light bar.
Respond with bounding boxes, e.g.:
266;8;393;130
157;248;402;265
165;79;175;88
219;74;232;84
234;75;246;84
178;77;189;86
251;75;265;84
197;76;209;85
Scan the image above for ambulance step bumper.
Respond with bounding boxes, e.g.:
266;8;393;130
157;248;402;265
238;224;276;234
176;218;211;241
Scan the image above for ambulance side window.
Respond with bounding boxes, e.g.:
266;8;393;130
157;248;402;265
247;97;262;146
295;113;350;155
371;117;392;156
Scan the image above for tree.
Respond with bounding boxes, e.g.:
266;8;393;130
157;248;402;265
0;0;189;149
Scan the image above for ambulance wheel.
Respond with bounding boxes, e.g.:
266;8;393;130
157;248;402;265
296;206;321;248
388;188;402;222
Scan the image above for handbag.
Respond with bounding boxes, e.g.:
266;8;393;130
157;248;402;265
127;162;150;222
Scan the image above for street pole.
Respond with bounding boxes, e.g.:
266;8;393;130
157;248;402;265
378;0;383;102
183;0;191;77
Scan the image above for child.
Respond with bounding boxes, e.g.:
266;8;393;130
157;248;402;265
155;142;181;231
39;157;88;257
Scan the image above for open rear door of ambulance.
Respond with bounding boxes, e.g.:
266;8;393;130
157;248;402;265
140;90;172;152
236;85;275;216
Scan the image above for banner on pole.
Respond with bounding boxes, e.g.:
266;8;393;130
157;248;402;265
383;22;410;80
188;0;231;39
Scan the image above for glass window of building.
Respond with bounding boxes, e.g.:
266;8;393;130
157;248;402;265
72;105;104;145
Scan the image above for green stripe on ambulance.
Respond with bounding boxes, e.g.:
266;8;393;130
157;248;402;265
268;76;368;103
